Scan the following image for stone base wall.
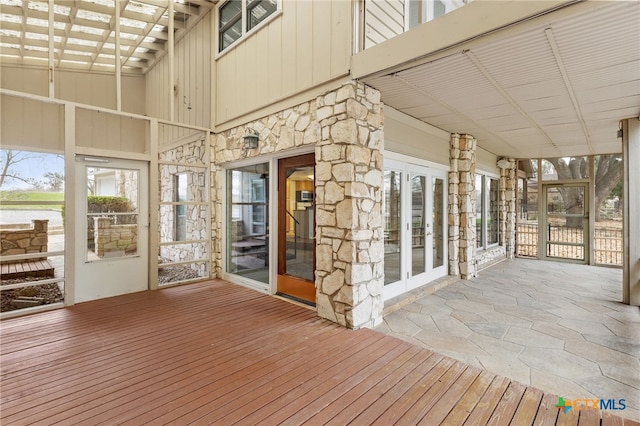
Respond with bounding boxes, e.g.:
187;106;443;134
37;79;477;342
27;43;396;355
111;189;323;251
94;217;137;257
0;220;49;263
476;245;506;270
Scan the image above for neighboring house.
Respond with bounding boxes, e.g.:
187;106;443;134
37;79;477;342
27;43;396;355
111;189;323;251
0;0;638;327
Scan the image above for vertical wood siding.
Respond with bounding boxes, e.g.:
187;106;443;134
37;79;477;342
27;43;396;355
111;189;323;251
364;0;406;49
215;0;352;125
145;13;212;129
0;66;145;115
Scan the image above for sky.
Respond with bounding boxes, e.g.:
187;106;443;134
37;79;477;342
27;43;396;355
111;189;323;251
0;150;65;191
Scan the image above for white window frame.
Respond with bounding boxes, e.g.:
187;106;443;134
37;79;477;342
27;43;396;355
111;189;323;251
216;0;282;56
476;173;500;250
405;0;469;31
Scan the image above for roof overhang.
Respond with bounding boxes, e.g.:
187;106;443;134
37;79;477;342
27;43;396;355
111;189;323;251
353;0;640;159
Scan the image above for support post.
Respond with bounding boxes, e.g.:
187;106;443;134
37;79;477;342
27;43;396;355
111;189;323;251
622;118;640;306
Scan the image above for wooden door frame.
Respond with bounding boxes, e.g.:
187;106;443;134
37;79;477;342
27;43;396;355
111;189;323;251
277;153;316;304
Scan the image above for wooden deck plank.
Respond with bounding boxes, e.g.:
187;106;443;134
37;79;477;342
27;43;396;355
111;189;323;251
511;386;545;425
367;355;456;425
417;365;483;425
117;324;354;425
464;375;512;425
441;369;496;425
601;411;624;426
533;393;561;425
396;360;469;424
486;381;527;425
223;333;403;425
303;346;429;424
0;279;633;425
2;307;318;423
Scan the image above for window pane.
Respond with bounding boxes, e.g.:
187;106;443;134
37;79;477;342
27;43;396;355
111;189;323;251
227;163;269;284
219;0;242;51
411;175;426;277
220;19;242;51
247;0;277;31
432;177;444;268
220;0;242;26
475;174;483;248
488;178;499;245
384;170;402;285
86;167;138;260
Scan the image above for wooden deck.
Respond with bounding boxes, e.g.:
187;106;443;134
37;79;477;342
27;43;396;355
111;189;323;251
0;280;635;425
0;259;54;280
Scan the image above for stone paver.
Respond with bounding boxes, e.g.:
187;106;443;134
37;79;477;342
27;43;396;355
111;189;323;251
376;258;640;422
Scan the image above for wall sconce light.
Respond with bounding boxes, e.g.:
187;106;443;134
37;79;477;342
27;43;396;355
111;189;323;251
242;129;259;149
617;121;623;139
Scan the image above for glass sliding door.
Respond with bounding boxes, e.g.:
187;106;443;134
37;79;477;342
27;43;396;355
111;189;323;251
227;163;270;284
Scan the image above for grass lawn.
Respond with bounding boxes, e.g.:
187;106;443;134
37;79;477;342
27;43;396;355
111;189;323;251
0;191;64;210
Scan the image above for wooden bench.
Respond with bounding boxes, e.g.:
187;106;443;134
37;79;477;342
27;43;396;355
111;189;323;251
0;259;55;280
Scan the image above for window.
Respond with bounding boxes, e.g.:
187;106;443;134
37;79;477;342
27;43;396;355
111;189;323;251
218;0;278;52
407;0;468;30
174;173;187;241
475;174;499;249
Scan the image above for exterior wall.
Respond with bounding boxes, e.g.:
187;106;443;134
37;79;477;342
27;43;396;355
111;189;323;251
215;0;352;127
0;220;49;262
212;81;384;329
384;106;450;166
364;0;405;49
146;13;212;128
0;65;145;114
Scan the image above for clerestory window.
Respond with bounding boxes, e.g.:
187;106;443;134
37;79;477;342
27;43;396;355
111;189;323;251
218;0;279;53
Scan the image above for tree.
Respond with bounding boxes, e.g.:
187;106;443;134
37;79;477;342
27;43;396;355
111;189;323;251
546;155;622;226
0;149;37;189
43;172;65;192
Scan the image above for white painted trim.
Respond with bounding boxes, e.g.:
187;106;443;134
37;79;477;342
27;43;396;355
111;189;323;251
384;151;449;172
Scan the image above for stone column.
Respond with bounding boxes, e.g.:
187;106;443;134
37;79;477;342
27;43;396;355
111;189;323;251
449;133;477;279
500;158;518;258
315;81;384;329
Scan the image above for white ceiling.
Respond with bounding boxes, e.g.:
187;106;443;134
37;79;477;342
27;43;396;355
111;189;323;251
0;0;216;73
361;1;640;159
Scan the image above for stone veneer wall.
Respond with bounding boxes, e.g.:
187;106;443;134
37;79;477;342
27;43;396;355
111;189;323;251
211;81;384;329
0;220;49;263
499;158;518;258
449;134;477;279
159;139;208;276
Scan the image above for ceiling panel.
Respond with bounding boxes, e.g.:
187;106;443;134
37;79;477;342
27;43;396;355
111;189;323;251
362;1;640;159
0;0;215;73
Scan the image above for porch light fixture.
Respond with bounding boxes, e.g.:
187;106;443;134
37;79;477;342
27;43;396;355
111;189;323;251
242;129;259;149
